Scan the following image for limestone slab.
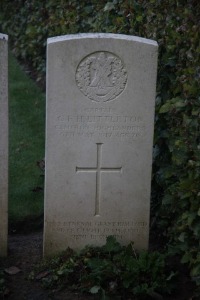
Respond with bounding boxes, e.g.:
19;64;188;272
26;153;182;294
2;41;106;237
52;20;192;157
44;33;158;256
0;33;8;257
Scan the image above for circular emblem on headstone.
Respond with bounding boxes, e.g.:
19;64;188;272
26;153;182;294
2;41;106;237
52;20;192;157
75;51;127;102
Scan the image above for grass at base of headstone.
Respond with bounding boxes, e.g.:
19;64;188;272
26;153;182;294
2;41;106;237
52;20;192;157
9;52;45;232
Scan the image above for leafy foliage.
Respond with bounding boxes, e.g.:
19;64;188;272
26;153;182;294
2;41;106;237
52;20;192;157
0;0;200;287
32;236;175;299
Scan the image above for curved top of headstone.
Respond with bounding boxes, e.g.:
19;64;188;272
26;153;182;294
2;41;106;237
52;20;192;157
0;33;8;40
47;33;158;47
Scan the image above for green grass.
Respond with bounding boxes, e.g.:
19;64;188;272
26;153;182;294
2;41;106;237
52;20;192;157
9;53;45;229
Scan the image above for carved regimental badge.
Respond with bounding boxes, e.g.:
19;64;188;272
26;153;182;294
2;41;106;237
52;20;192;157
76;51;127;102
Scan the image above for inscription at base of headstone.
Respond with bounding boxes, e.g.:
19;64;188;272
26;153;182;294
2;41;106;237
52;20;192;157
44;33;158;256
0;33;8;257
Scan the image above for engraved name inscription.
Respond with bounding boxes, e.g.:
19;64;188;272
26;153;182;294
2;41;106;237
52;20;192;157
76;51;127;102
55;112;145;143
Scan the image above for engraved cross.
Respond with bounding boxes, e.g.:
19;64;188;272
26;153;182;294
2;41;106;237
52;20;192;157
76;143;122;216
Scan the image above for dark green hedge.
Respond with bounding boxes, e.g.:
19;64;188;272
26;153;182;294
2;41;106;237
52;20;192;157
1;0;200;286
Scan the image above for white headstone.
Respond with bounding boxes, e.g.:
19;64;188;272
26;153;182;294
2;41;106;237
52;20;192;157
44;33;158;256
0;33;8;257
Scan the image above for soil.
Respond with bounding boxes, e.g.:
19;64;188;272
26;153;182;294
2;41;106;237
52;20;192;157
1;231;97;300
0;231;196;300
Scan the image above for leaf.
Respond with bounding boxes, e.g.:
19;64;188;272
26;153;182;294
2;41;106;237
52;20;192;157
159;102;173;113
174;101;186;109
181;252;191;264
103;236;122;253
166;271;176;281
197;208;200;217
4;266;21;275
136;15;143;22
178;232;185;243
191;264;200;277
104;2;115;12
90;285;100;294
36;270;50;280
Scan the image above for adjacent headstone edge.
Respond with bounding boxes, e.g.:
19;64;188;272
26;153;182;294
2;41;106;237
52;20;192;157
0;32;8;257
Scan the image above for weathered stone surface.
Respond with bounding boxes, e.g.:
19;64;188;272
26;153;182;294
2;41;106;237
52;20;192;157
0;33;8;257
44;33;158;256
